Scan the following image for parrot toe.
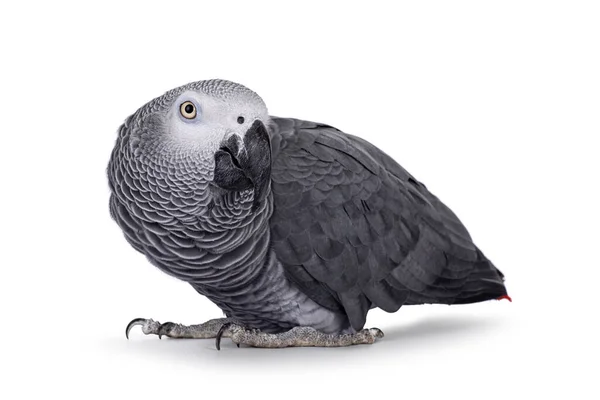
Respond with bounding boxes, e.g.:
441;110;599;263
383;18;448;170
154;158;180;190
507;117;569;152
369;328;384;339
126;317;234;340
157;322;178;339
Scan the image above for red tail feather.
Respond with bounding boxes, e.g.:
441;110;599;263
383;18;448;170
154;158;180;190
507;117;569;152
497;295;512;302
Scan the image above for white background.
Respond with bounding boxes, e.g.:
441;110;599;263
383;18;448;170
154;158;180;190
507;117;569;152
2;1;599;399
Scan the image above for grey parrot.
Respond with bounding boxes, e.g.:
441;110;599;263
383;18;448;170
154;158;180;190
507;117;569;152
108;79;510;349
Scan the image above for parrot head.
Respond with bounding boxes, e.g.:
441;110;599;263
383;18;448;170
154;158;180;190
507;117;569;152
109;79;272;222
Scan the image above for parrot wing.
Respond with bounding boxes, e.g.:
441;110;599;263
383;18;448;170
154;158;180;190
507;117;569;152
268;117;507;330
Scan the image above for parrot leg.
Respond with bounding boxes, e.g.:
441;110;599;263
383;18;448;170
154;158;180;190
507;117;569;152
215;323;384;349
125;317;235;339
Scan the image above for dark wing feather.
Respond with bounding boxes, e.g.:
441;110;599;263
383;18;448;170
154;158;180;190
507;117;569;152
268;118;507;330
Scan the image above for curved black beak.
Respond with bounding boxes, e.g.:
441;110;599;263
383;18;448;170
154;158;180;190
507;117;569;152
213;120;271;211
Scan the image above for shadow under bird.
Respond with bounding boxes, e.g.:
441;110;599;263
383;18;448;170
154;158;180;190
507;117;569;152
107;79;510;349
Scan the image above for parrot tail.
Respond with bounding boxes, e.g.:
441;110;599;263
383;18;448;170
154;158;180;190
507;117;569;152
452;251;510;305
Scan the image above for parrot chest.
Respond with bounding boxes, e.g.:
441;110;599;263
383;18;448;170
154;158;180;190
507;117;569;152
190;248;352;333
111;194;351;333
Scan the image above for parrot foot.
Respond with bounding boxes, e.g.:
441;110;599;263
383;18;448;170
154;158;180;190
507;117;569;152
215;323;384;349
125;317;235;339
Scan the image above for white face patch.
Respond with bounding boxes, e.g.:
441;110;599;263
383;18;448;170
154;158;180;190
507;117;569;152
165;90;269;155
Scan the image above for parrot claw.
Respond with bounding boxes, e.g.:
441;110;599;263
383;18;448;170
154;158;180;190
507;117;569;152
125;318;161;339
215;322;248;350
215;322;233;351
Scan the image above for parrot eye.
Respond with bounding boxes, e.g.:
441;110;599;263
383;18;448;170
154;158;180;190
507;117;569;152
237;116;245;124
180;101;197;119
